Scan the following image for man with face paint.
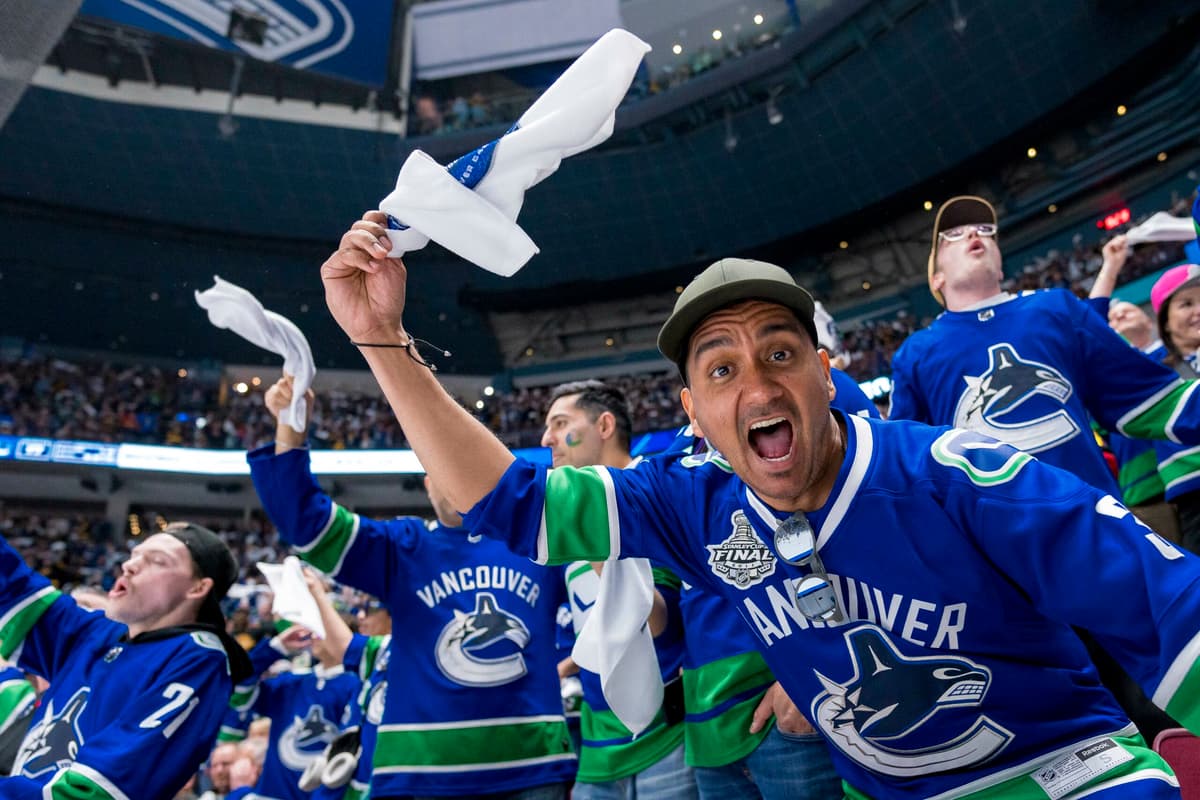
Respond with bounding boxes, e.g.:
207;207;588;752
0;521;252;798
541;380;697;800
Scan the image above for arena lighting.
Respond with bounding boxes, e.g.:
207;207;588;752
923;201;933;211
475;400;485;410
1096;207;1131;231
1026;147;1038;159
251;376;262;386
1157;152;1168;162
766;101;783;125
483;386;495;396
712;29;723;40
177;368;188;378
672;43;682;55
234;381;249;394
839;240;849;250
1116;104;1128;116
754;13;764;24
1048;204;1058;214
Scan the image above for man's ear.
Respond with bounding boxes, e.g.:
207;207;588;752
930;270;946;295
596;410;616;441
188;576;215;603
680;387;706;439
819;349;835;403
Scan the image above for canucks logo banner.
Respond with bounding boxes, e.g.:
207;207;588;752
79;0;394;85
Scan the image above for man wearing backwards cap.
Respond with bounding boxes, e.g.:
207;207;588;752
320;209;1200;798
0;521;251;798
889;195;1200;500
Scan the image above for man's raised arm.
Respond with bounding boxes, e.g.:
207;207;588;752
321;210;515;512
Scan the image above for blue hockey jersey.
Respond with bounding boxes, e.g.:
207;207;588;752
317;632;391;800
464;411;1200;799
248;445;576;797
830;367;881;420
889;289;1200;494
226;637;360;800
0;539;234;799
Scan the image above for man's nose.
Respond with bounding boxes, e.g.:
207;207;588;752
540;430;554;448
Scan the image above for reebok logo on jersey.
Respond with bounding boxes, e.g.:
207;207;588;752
707;510;776;589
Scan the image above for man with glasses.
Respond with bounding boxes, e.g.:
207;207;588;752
318;209;1200;797
888;195;1200;496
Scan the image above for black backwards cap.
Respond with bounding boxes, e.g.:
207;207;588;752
163;521;237;630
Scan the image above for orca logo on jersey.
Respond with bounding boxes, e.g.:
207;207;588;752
952;343;1078;453
707;511;776;589
14;687;90;778
278;705;341;772
435;592;532;687
811;626;1013;776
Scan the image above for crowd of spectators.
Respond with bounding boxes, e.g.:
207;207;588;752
0;226;1192;448
407;20;789;137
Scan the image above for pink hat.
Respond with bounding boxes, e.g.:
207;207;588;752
1150;264;1200;314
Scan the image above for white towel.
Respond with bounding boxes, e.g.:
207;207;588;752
571;556;662;737
195;276;315;433
257;556;327;640
380;28;651;276
1126;212;1198;245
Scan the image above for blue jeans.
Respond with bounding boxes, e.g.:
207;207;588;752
694;725;842;800
572;743;698;800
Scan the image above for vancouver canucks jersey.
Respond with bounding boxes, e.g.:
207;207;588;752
830;367;881;420
0;538;234;799
889;289;1200;494
1103;342;1170;506
464;411;1200;799
248;445;576;797
329;632;391;800
226;637;360;800
564;561;685;781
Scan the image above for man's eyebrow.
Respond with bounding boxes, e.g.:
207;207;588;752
756;319;804;339
690;333;734;364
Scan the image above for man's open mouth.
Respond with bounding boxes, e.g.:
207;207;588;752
748;417;794;462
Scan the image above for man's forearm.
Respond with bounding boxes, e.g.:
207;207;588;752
358;340;514;513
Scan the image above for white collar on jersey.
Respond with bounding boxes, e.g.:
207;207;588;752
741;413;875;552
954;292;1016;313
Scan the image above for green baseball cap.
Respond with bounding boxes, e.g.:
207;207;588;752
657;258;818;375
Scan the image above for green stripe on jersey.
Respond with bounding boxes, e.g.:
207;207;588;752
1158;446;1200;495
1118;448;1165;506
577;704;683;782
1119;380;1196;441
1162;655;1200;731
294;504;359;576
360;634;388;680
0;586;60;660
374;716;573;773
46;764;127;800
651;566;681;590
682;650;773;767
542;466;619;563
0;677;34;731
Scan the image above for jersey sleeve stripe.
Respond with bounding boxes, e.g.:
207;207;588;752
541;466;618;563
44;763;130;800
1152;627;1200;728
1115;380;1192;443
0;586;60;660
293;504;360;576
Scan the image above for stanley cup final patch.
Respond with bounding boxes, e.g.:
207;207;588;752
707;510;777;589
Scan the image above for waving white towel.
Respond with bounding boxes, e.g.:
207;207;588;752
381;28;651;276
1126;211;1198;245
257;556;326;640
195;276;315;432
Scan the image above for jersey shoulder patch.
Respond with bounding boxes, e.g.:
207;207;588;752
931;428;1032;486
